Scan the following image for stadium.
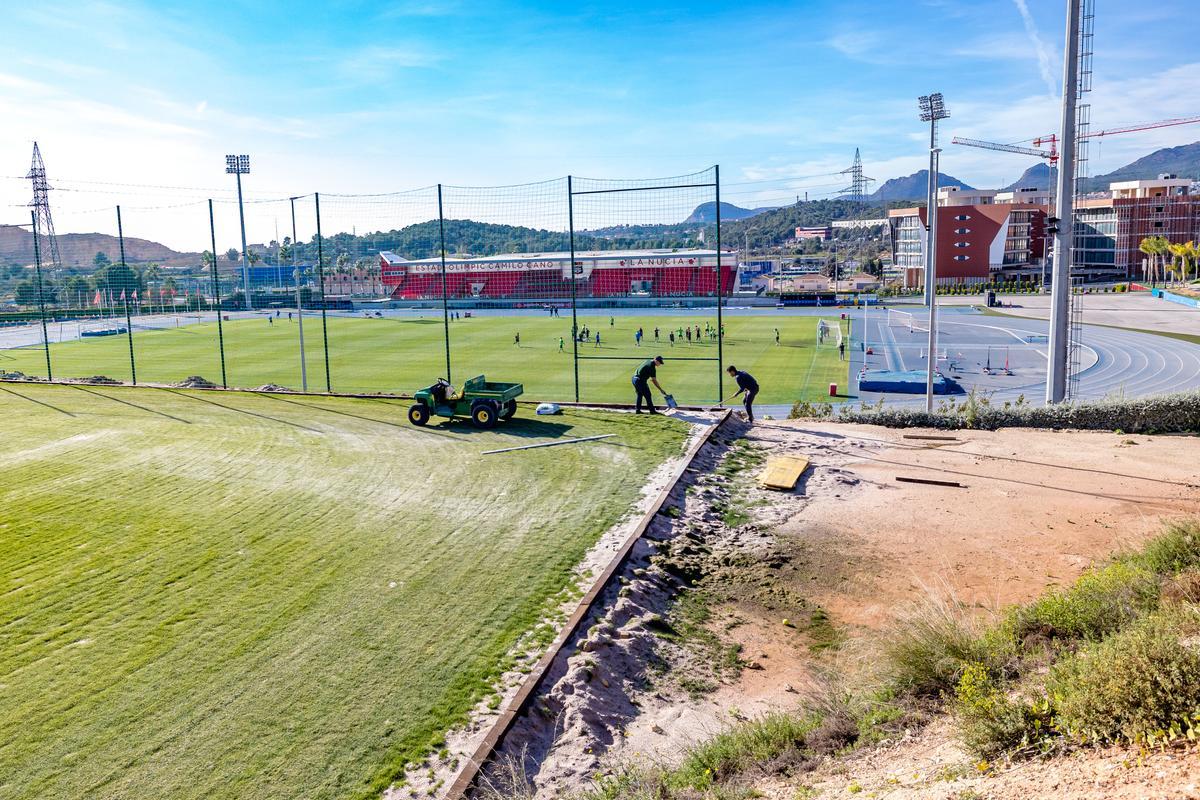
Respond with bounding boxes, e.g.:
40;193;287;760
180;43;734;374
379;248;739;301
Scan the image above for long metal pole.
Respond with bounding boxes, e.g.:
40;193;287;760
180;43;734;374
207;200;228;388
924;121;941;411
1047;0;1081;404
116;206;137;385
715;165;724;404
315;192;331;392
30;210;52;380
290;197;307;392
235;171;252;310
437;184;452;383
568;176;579;402
439;183;451;381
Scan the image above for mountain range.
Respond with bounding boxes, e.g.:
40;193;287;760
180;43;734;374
0;225;199;269
685;201;778;223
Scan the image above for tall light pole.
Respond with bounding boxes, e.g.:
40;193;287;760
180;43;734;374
225;154;252;310
289;196;308;392
919;92;949;412
1046;0;1082;404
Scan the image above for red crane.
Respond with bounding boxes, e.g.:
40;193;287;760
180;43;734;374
951;116;1200;165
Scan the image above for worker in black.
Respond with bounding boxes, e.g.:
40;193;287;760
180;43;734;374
726;365;760;423
633;356;666;414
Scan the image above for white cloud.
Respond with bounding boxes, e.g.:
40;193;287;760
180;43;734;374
334;44;441;82
1013;0;1059;97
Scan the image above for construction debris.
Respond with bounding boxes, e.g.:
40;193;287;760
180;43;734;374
758;455;810;490
896;476;964;488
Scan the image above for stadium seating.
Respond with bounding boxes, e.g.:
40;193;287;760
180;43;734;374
386;265;735;300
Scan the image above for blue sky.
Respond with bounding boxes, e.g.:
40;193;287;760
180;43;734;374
2;0;1199;249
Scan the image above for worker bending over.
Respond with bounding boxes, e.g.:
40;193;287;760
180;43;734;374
632;356;667;414
726;365;759;424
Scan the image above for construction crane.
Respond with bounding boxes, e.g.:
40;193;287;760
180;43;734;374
951;115;1200;165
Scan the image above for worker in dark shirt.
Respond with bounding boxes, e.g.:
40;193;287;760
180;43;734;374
725;365;760;423
632;356;666;414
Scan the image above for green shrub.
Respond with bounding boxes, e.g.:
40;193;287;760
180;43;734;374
836;390;1200;433
954;662;1054;757
1130;521;1200;577
1002;561;1159;647
789;399;834;419
672;712;821;789
1048;609;1200;745
884;596;992;698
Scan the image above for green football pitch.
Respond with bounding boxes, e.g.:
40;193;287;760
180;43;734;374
0;382;688;799
0;313;850;405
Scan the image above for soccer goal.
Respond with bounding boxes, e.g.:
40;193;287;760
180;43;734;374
886;308;914;330
816;318;844;348
886;308;929;333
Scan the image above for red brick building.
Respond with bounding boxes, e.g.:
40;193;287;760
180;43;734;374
888;189;1047;288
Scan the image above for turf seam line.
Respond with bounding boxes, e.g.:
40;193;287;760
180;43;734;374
444;409;732;800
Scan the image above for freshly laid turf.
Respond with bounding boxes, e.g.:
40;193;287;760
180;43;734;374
0;312;849;405
0;383;687;800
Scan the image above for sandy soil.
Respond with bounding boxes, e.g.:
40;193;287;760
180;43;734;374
483;417;1200;799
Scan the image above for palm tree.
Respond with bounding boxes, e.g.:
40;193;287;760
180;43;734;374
1168;242;1187;284
1139;237;1159;284
1182;240;1199;282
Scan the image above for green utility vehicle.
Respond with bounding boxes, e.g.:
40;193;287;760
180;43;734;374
408;375;524;428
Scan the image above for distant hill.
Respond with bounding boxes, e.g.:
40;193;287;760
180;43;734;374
869;170;973;203
1081;141;1200;192
0;225;198;268
718;199;883;247
993;143;1200;195
685;201;775;223
1002;162;1056;192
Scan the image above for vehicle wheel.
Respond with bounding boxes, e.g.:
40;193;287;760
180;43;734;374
500;400;517;420
408;404;429;426
471;401;498;429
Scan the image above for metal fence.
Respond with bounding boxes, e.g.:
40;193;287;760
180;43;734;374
7;167;737;404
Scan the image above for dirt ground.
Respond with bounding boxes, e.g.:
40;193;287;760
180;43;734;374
498;418;1200;799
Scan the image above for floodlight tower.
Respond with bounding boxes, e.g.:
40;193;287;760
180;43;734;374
918;92;949;412
225;154;253;309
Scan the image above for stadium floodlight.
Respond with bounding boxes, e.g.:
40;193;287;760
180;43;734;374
224;154;253;307
225;154;250;174
917;93;949;411
918;93;949;123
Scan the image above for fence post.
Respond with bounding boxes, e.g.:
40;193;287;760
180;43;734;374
207;200;228;388
30;210;52;380
437;184;452;383
116;206;137;385
568;176;580;403
315;192;331;393
714;164;724;404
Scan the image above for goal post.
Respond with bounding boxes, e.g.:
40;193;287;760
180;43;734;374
816;318;844;348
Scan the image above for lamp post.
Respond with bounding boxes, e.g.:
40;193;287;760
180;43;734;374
225;154;252;310
918;92;949;412
289;196;308;392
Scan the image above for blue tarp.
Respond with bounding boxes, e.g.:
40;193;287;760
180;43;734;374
859;369;959;395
